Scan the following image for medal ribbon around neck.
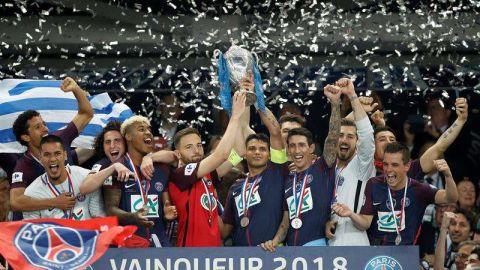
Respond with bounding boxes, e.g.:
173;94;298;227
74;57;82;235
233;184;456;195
46;168;75;219
200;178;214;221
125;153;149;206
387;178;410;239
292;170;309;219
241;174;260;217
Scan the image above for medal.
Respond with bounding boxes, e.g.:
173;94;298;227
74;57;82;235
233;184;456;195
291;217;303;229
395;234;402;245
387;178;409;245
240;216;250;227
240;175;259;228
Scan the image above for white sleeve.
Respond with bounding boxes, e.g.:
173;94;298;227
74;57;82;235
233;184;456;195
23;210;41;220
88;189;106;218
355;117;375;181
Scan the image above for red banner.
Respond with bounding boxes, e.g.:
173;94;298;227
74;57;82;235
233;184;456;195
0;217;136;270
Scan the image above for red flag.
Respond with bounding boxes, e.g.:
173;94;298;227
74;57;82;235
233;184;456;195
0;217;136;270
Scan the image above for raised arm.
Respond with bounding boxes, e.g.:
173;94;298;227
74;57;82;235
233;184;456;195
337;78;369;121
196;91;246;178
60;77;94;133
258;107;283;150
434;212;455;270
420;98;468;173
433;159;458;204
141;150;177;180
323;85;342;167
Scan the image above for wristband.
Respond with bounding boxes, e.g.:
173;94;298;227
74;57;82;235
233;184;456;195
228;149;243;166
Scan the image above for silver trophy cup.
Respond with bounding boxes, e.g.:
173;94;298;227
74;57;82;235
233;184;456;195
224;45;257;106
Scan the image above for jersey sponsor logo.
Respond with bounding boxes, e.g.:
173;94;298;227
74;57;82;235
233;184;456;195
184;163;197;176
12;172;23;183
155;182;164;192
234;185;261;216
286;187;313;219
103;176;112;186
377;211;405;232
72;207;84;220
14;223;98;269
130;194;159;218
200;192;218;211
91;164;102;173
364;255;403;270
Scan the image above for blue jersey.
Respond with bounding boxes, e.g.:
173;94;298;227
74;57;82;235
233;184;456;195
103;156;171;247
361;176;438;245
284;158;336;246
222;161;286;246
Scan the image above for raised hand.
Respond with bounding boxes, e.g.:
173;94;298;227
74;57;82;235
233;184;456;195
371;110;386;127
324;84;342;105
60;77;81;93
231;91;247;119
455;97;468;121
54;192;76;210
358;96;379;113
441;211;456;229
433;159;452;177
240;71;254;92
336;78;355;97
113;163;135;182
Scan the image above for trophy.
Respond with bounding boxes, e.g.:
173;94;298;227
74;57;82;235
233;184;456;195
215;45;265;113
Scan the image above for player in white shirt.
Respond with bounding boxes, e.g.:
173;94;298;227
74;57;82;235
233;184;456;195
326;78;375;246
23;135;105;220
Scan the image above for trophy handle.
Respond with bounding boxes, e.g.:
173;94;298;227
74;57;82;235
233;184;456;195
213;49;222;60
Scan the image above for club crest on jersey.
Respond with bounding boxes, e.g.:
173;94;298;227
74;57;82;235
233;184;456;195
155;182;164;192
201;192;217;211
306;174;313;184
76;194;86;202
364;255;403;270
14;223;98;269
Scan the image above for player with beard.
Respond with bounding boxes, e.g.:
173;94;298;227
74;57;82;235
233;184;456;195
23;135;104;220
332;142;458;245
10;77;93;220
373;97;468;180
87;116;176;247
278;84;341;246
325;78;375;246
167;91;246;247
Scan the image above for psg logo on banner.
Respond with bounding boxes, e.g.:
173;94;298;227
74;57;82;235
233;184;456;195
14;223;99;269
364;255;403;270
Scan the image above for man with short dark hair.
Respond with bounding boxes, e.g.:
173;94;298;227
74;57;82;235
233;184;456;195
333;142;458;245
279;114;305;146
327;78;375;246
23;135;104;220
274;84;342;247
10;77;93;220
373;97;468;180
